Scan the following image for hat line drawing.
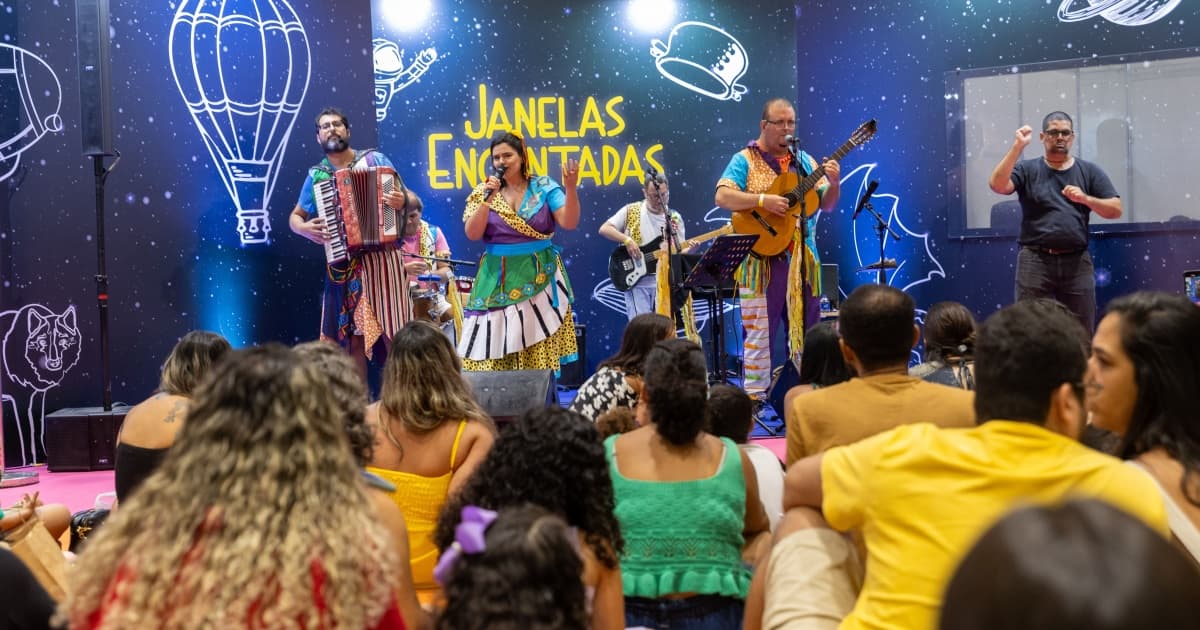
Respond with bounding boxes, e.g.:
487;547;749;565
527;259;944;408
650;21;749;102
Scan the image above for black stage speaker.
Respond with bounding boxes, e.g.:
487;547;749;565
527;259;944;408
44;406;128;472
820;263;840;309
76;0;114;156
464;370;557;424
767;358;801;421
557;324;587;389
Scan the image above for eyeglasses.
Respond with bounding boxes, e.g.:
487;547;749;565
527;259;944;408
765;119;796;129
318;120;346;131
1044;129;1073;138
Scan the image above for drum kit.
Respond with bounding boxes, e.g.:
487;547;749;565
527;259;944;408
405;253;477;325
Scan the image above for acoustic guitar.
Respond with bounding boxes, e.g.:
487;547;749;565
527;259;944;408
731;119;877;257
608;223;733;291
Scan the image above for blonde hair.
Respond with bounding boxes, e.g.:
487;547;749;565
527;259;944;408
158;330;232;396
379;322;490;446
63;345;398;629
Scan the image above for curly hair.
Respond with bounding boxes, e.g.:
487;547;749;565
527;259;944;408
158;330;231;396
434;407;623;568
379;322;490;456
293;340;373;466
1102;292;1200;506
643;338;709;445
63;345;398;629
435;505;588;630
597;313;675;376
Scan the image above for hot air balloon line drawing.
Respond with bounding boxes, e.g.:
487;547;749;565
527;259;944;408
373;38;440;122
649;21;749;102
169;0;312;245
0;43;64;183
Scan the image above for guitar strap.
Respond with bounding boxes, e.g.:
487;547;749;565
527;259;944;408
626;202;643;244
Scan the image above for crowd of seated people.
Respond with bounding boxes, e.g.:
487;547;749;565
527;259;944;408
6;288;1199;630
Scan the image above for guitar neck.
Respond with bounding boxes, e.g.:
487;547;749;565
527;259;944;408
787;138;862;202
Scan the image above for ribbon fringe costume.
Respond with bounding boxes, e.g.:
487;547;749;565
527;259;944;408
457;175;578;371
718;143;827;396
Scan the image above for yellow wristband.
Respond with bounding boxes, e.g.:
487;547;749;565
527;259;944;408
623;237;634;246
758;193;765;207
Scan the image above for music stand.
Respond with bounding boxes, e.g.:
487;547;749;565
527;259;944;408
682;234;757;385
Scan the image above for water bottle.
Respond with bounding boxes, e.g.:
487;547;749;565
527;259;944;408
819;295;832;314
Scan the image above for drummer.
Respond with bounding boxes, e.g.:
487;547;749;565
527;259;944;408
399;194;458;339
400;193;454;283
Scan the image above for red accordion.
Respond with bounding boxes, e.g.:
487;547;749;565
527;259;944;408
313;165;403;264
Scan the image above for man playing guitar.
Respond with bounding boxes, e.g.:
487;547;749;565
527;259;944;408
714;97;840;399
599;171;689;320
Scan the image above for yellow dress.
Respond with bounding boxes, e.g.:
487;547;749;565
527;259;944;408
366;420;467;603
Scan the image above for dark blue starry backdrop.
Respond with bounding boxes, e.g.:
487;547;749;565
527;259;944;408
370;0;799;374
1;0;1199;465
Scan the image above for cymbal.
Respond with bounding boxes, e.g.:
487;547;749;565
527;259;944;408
858;258;898;271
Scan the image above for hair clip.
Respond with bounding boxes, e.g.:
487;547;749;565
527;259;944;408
433;505;498;585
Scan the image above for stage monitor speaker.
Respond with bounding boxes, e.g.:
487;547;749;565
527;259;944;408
557;324;587;389
767;358;801;422
464;370;557;424
76;0;114;156
44;406;128;472
820;263;840;309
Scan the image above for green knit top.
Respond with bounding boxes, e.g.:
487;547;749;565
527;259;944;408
604;434;752;599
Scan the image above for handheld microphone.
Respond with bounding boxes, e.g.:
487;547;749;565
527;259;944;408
484;165;507;202
852;180;879;220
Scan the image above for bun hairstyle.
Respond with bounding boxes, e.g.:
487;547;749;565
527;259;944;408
642;338;709;445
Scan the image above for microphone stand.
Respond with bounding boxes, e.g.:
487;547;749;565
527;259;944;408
855;198;901;285
787;138;808;343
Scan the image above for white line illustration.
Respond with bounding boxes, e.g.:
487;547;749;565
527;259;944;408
1057;0;1181;26
1;304;81;467
169;0;311;245
650;21;748;101
0;44;63;183
832;163;946;293
373;39;439;122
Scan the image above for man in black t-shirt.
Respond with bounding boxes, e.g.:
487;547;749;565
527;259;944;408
988;111;1123;334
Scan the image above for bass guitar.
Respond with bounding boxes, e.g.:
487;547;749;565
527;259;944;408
608;223;733;291
731;119;877;256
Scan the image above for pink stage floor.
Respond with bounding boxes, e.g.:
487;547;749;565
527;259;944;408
2;437;785;513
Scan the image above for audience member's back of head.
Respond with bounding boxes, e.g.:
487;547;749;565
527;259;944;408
159;330;232;396
595;406;637;439
1100;291;1200;461
599;312;675;375
643;338;709;445
798;321;853;385
65;344;397;629
838;284;916;371
436;505;588;630
294;340;373;466
974;299;1088;425
434;407;622;568
923;301;977;363
941;499;1200;630
706;383;753;444
382;320;489;431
